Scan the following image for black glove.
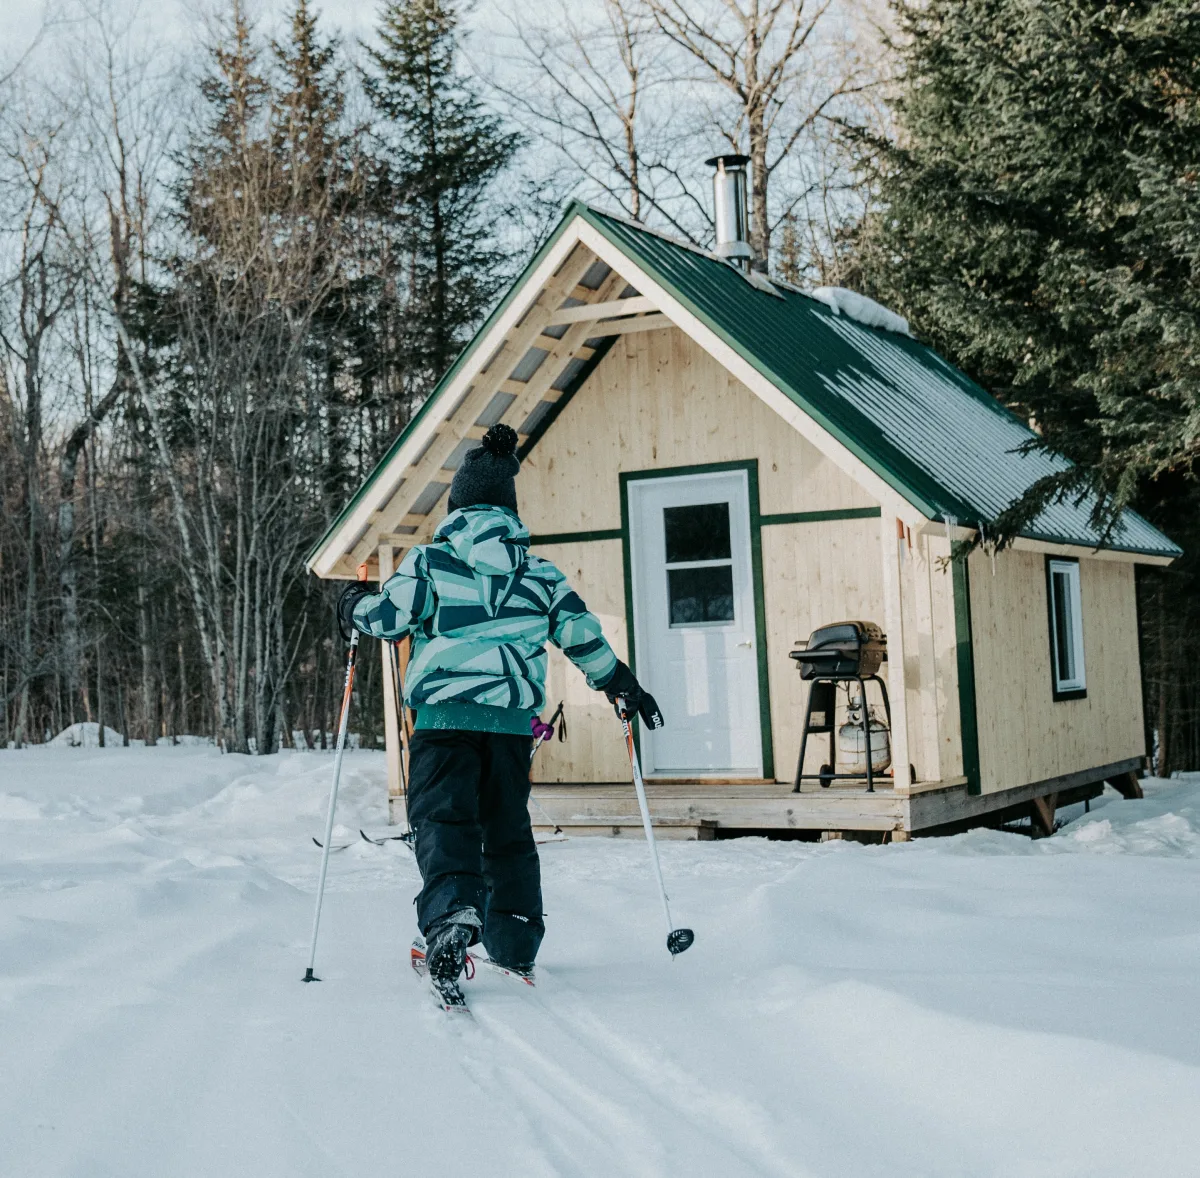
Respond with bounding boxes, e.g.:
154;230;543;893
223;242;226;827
336;582;372;640
600;660;664;730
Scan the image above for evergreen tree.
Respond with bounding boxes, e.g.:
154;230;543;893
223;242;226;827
272;0;343;175
162;0;376;752
364;0;520;395
858;0;1199;536
856;0;1200;769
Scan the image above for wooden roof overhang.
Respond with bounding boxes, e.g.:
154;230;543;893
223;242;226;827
307;240;675;579
306;212;934;581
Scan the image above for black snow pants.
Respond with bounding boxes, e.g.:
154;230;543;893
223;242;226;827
407;728;544;968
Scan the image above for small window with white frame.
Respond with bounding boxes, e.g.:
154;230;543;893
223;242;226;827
1047;558;1086;700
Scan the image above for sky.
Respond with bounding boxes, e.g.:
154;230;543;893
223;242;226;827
0;0;497;65
1;0;377;41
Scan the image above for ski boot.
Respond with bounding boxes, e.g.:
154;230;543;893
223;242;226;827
422;909;482;1013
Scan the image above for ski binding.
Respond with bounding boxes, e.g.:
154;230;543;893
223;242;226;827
410;935;535;998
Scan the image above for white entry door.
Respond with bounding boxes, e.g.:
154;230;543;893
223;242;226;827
628;470;763;777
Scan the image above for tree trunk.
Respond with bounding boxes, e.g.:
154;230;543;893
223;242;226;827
59;488;80;727
253;549;268;754
173;585;189;736
1156;580;1170;777
96;639;105;747
57;377;124;725
746;74;769;269
13;541;35;747
138;580;155;744
158;638;171;744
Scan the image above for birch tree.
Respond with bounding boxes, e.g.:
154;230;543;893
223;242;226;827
490;0;706;238
0;116;78;745
54;2;177;736
647;0;885;268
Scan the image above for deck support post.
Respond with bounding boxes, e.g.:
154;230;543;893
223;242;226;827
1030;792;1058;836
377;544;404;823
1106;771;1144;800
880;516;913;791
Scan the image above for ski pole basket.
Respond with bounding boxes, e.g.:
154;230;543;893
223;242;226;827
789;621;893;793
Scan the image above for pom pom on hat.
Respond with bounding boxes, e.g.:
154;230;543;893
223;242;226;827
448;422;521;514
480;423;518;458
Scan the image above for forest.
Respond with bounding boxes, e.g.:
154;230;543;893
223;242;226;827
1;0;1197;773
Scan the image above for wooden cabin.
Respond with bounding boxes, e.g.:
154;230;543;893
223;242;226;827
306;199;1179;840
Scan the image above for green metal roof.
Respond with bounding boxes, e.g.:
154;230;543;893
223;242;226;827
309;201;1180;566
579;204;1178;558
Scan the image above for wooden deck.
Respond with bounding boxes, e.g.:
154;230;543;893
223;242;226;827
526;779;905;838
517;756;1142;839
385;757;1140;838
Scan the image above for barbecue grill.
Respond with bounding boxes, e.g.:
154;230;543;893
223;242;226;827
791;621;886;679
789;621;893;792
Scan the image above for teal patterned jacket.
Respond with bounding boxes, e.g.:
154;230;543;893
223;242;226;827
351;505;618;726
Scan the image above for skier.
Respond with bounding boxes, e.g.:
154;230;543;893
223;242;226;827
336;422;663;998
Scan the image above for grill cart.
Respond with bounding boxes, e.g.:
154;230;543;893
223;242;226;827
791;621;893;793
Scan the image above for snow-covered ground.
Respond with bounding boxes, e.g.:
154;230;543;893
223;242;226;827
2;746;1199;1177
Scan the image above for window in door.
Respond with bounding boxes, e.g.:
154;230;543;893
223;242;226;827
664;502;735;626
1047;558;1086;699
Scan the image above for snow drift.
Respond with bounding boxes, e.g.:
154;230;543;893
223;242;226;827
2;745;1199;1177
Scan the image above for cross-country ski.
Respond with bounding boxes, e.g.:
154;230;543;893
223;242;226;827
310;836;354;852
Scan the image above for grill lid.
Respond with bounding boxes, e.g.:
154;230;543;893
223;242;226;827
790;620;887;679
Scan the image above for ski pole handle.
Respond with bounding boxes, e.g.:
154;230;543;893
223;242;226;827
530;701;565;761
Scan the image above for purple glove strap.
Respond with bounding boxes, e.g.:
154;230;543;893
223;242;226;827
531;718;555;742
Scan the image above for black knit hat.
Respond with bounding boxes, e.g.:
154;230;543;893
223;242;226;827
448;423;521;514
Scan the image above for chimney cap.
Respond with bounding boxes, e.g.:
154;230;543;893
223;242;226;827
708;153;753;268
705;154;751;169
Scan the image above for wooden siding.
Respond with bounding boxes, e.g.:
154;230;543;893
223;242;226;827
762;518;884;783
530;539;631;784
969;549;1145;793
776;527;961;788
899;531;962;785
523;326;958;785
520;326;876;532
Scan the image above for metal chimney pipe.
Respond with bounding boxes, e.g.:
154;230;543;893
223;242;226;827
706;154;753;269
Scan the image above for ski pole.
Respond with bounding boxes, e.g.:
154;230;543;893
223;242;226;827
617;699;694;957
303;566;368;983
528;702;567;837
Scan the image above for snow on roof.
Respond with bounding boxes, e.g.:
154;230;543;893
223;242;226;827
809;287;911;337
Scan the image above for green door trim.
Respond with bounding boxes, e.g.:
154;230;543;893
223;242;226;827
952;543;982;795
618;459;775;781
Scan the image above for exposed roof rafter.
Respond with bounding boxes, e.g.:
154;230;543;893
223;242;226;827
547;295;656;324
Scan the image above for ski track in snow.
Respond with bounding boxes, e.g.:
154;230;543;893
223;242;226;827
3;747;1200;1176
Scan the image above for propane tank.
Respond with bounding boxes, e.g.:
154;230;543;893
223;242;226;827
837;695;891;775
